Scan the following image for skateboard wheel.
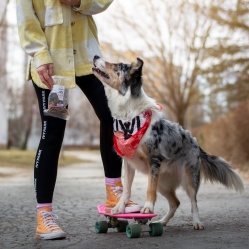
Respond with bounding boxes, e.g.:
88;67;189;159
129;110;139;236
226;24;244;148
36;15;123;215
126;224;141;238
116;220;128;232
149;223;163;237
95;221;108;233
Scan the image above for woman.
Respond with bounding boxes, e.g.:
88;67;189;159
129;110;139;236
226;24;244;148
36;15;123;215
16;0;140;240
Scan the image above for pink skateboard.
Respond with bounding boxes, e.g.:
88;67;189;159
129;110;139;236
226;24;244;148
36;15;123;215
95;204;163;238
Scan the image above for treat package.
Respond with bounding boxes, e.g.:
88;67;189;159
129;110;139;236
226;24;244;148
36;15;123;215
44;76;70;120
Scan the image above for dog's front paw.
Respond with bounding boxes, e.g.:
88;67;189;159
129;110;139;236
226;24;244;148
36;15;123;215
140;202;154;214
111;203;125;215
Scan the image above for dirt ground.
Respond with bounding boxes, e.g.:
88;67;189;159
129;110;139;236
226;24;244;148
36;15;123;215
0;151;248;249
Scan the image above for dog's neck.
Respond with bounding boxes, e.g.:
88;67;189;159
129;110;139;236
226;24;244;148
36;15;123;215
104;86;158;120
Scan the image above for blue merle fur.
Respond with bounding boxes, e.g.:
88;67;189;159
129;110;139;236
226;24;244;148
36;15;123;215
146;119;201;187
121;61;143;98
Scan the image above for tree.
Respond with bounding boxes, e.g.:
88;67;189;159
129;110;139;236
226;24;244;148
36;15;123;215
202;0;249;113
98;0;224;127
20;78;37;150
97;0;249;127
0;0;9;148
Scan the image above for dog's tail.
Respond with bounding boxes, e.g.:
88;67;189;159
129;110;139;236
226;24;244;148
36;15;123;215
200;148;244;193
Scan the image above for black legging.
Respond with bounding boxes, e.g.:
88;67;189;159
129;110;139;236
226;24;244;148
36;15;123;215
33;74;122;203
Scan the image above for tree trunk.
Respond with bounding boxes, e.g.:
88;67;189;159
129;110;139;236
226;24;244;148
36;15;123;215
0;1;9;148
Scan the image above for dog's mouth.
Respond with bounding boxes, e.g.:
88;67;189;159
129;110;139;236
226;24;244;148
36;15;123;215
92;63;110;79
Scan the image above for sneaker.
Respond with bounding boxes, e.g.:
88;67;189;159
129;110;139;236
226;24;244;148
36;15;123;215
105;181;141;213
36;206;66;240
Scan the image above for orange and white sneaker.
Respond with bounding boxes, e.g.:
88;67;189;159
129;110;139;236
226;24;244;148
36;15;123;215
105;180;141;213
36;206;66;240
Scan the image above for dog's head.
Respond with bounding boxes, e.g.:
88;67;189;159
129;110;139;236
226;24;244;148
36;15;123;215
92;55;143;97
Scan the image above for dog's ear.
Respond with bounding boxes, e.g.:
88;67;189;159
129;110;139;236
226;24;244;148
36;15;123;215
130;58;143;74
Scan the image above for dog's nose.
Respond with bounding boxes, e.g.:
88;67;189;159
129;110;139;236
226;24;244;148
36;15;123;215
94;55;100;61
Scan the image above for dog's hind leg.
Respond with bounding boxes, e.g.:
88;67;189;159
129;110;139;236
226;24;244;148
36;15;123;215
154;189;180;226
186;186;204;230
184;168;204;230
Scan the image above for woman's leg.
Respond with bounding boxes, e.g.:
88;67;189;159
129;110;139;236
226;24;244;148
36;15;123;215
76;74;122;177
33;82;67;240
33;82;67;203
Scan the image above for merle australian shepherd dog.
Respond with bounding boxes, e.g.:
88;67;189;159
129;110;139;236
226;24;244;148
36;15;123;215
92;55;244;229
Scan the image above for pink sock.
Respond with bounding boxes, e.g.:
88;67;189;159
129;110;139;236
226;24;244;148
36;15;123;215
105;177;121;186
36;203;52;210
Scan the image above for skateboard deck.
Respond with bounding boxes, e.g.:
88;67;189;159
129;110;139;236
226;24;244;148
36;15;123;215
97;204;157;219
95;204;163;238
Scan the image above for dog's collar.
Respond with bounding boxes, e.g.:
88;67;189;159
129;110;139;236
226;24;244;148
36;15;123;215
113;109;152;159
113;110;152;139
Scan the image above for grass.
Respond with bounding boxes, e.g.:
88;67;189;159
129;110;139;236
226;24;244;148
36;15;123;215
0;149;85;168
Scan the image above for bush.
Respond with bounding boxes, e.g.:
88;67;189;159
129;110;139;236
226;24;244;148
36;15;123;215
193;100;249;172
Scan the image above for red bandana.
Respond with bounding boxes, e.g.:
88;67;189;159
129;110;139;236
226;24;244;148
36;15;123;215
113;110;152;159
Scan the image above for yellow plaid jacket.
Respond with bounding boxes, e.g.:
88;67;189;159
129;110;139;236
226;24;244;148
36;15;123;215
16;0;113;89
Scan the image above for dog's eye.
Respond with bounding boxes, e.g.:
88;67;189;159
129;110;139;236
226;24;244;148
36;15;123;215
113;64;122;73
113;65;119;71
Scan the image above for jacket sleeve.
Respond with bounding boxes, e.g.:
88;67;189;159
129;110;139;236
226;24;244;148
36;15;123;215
73;0;114;15
16;0;53;68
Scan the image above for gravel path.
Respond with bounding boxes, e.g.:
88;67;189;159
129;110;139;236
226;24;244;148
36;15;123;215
0;151;248;249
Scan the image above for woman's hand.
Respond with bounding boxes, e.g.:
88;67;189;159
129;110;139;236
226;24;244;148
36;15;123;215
37;64;54;89
60;0;81;6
